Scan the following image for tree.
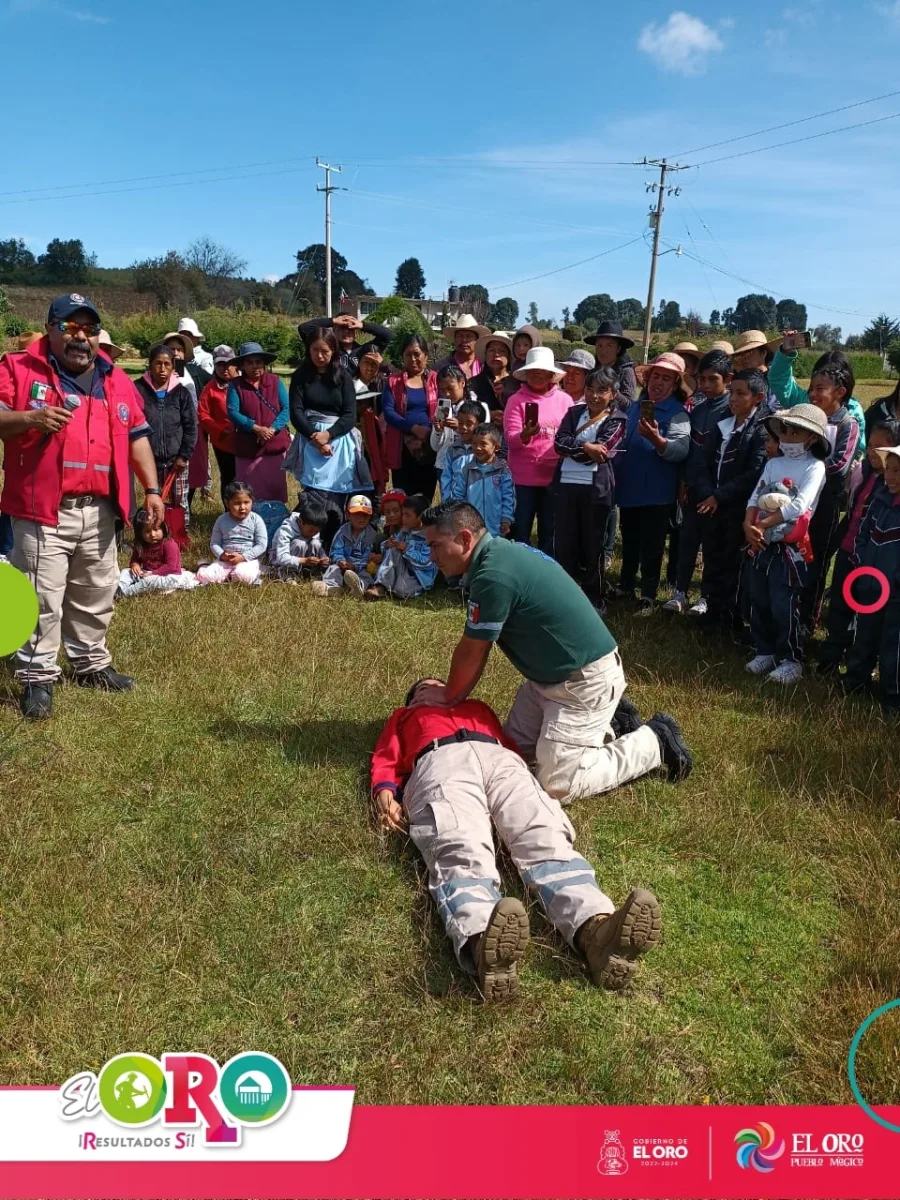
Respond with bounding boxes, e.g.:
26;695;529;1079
733;293;777;332
0;237;36;281
886;339;900;376
656;299;682;332
184;236;247;279
860;314;900;354
132;250;208;309
367;297;432;368
527;301;539;324
561;306;571;325
37;238;89;284
573;293;616;326
459;284;491;324
616;297;645;330
295;243;348;291
775;298;807;332
491;297;519;329
709;309;721;328
812;323;842;349
394;257;426;299
334;267;374;299
684;309;702;336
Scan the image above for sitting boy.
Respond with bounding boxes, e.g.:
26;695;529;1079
270;494;330;581
366;494;438;599
312;494;376;598
371;678;662;1001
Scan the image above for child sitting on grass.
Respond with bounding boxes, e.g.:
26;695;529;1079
117;508;198;597
312;494;376;598
367;488;405;577
270;493;330;582
197;482;268;586
439;400;485;500
366;494;438;599
450;423;515;537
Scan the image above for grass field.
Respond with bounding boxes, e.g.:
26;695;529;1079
1;470;899;1109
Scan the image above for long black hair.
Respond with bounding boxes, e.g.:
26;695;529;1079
300;328;343;388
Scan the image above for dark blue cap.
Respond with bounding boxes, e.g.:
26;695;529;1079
47;293;101;325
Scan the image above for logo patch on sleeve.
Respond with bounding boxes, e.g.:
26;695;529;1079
467;601;480;624
117;402;130;425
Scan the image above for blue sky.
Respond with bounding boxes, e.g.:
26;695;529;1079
2;0;899;334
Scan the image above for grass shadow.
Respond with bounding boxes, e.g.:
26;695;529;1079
208;715;384;766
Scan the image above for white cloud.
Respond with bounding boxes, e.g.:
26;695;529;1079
637;12;725;75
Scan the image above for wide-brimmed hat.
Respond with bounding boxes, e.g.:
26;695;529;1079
162;331;194;359
709;339;734;355
587;320;635;350
177;316;205;343
875;446;900;466
475;331;513;363
17;331;42;351
557;348;596;371
446;314;490;340
98;329;124;360
765;404;829;455
213;343;236;364
648;351;686;375
512;346;566;381
232;340;276;365
732;330;771;355
673;341;700;360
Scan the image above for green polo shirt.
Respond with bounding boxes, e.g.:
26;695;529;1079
464;534;616;684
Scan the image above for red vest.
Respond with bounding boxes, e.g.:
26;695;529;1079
384;371;439;470
0;338;146;527
231;374;290;457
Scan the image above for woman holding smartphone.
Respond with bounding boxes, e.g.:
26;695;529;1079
613;352;691;611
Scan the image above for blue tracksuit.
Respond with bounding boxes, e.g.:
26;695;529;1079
440;444;473;500
845;479;900;708
451;458;515;537
329;521;376;572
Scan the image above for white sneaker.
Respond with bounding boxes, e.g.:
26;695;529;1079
745;654;776;675
662;590;687;614
687;597;709;617
343;569;365;598
311;580;340;597
767;660;804;684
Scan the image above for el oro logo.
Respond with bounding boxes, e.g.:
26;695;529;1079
60;1051;291;1146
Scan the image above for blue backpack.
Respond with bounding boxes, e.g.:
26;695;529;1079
253;501;290;550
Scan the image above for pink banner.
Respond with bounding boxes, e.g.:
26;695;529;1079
1;1103;897;1199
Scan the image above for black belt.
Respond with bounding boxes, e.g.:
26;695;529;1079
414;729;501;768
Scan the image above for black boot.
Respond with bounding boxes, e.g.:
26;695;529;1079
21;683;54;720
75;666;135;692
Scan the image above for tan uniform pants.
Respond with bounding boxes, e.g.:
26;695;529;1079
404;739;613;969
11;498;119;684
504;650;662;804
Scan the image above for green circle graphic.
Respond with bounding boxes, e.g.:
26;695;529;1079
847;998;900;1135
219;1052;290;1125
0;564;39;657
98;1053;167;1126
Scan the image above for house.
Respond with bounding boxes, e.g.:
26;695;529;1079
343;295;466;331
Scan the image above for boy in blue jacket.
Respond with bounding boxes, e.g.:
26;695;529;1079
439;400;484;500
312;494;376;598
366;494;439;600
450;424;515;538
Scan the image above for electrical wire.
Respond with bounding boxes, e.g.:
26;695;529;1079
486;235;645;291
691;110;900;168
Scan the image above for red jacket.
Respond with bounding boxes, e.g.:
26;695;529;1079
383;371;439;470
198;378;235;454
0;338;150;527
370;700;520;794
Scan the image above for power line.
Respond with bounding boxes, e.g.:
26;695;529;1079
486;235;645;291
692;110;900;167
672;87;900;158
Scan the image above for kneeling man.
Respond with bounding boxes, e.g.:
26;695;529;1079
371;678;662;1001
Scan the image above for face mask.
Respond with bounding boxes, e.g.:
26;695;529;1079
780;441;809;460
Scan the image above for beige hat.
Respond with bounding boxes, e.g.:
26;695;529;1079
447;314;490;341
764;404;830;456
709;339;734;354
98;329;124;361
649;351;686;375
673;341;700;357
875;446;900;465
163;331;194;359
475;331;513;363
512;345;565;381
733;330;770;354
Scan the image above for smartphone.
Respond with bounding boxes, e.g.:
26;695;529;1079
783;330;812;350
438;399;452;419
640;398;655;424
525;400;539;427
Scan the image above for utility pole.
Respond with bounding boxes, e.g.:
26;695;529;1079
637;158;686;363
316;158;343;317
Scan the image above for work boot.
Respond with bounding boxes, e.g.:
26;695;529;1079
611;694;642;738
75;666;135;692
21;683;54;720
577;888;662;991
470;897;530;1002
646;712;693;781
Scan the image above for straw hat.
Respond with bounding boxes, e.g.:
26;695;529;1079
475;331;513;363
446;314;490;340
673;341;700;359
17;331;42;351
709;339;734;354
764;404;829;456
512;346;565;381
163;331;194;359
98;329;124;361
732;330;770;354
648;351;686;375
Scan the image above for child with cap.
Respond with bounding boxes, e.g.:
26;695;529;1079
842;443;900;710
450;424;515;538
368;487;406;575
312;494;376;598
741;405;829;683
366;494;438;599
270;492;330;582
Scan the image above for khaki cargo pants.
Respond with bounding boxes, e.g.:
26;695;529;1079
504;650;662;804
11;498;119;684
404;739;613;970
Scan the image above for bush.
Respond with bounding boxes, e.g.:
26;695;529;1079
3;311;31;337
367;297;434;368
886;340;900;376
108;306;302;364
791;350;884;380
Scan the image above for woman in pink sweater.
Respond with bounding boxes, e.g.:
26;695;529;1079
503;346;573;554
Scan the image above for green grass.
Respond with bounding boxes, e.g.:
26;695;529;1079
1;494;898;1108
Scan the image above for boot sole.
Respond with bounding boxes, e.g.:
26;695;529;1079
478;897;530;1003
589;889;662;991
343;571;365;598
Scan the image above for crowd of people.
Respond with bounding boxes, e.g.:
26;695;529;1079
3;292;899;1000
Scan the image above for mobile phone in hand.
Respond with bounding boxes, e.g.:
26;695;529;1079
783;330;812;351
640;398;655;424
525;400;539;426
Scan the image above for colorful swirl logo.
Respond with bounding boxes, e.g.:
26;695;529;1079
734;1122;786;1173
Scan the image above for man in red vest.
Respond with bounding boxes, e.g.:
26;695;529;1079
0;294;165;720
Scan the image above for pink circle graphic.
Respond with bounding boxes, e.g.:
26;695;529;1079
842;567;890;615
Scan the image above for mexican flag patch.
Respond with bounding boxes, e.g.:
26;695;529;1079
29;382;53;402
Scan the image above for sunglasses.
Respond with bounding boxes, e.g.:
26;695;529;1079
57;321;101;337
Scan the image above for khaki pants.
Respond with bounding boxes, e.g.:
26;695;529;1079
11;499;119;684
404;739;612;969
504;650;662;805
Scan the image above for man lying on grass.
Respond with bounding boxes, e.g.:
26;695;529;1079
371;678;661;1001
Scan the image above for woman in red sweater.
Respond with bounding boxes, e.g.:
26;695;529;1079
198;344;239;503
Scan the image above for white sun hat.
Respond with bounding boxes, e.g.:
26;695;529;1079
512;345;566;381
177;316;205;343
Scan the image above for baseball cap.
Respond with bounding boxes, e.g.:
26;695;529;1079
47;293;101;324
347;494;373;514
213;343;236;364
